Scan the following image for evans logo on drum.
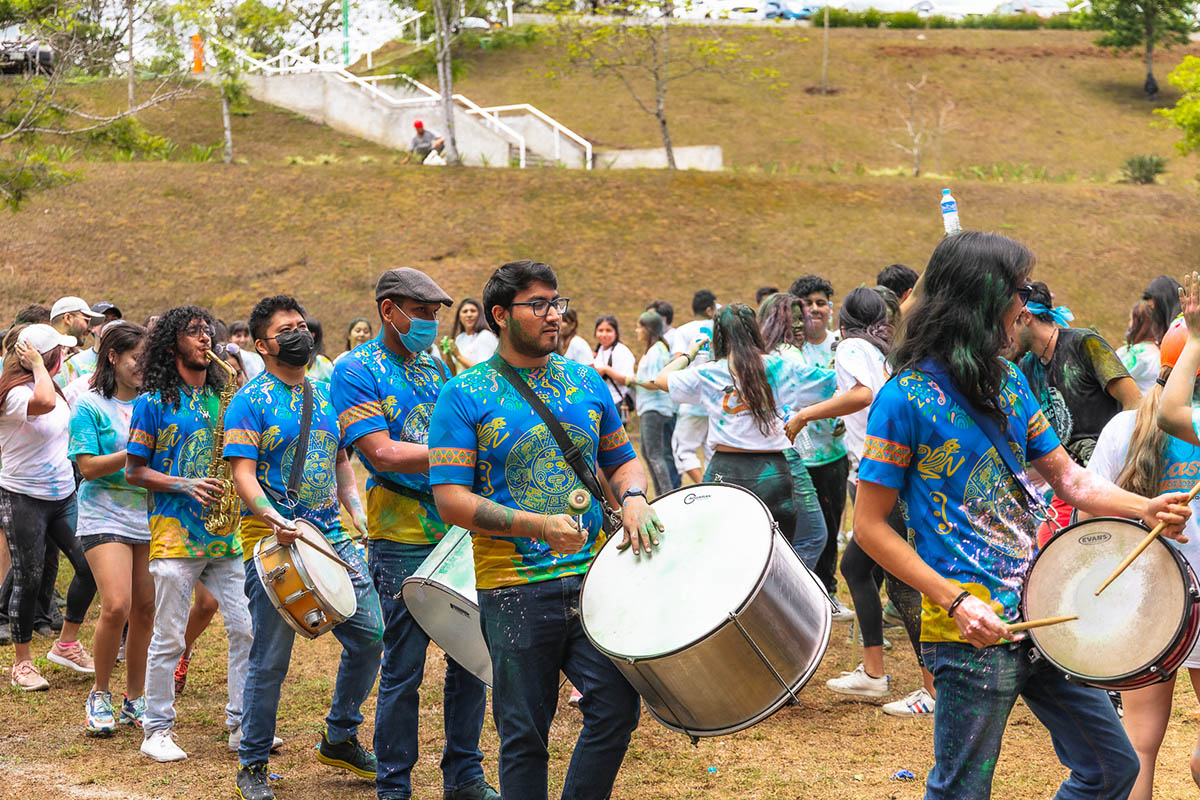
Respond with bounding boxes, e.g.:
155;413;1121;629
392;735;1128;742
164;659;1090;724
683;492;712;505
1078;532;1112;546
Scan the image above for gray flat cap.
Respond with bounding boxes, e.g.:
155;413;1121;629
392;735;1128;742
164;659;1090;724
375;268;453;306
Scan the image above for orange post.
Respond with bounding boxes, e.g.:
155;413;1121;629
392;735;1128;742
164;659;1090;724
191;35;204;73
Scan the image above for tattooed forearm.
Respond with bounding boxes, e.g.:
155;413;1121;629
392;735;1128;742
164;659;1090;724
471;498;517;534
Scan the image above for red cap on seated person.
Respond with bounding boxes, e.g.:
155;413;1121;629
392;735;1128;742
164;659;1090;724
413;120;424;130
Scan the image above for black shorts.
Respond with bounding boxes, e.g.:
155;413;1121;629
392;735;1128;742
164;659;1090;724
79;533;148;553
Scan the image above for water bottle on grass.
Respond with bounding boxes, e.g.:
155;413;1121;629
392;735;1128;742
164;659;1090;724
940;188;961;235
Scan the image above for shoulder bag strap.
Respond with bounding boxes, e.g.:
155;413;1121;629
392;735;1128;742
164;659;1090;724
264;379;314;510
494;358;618;531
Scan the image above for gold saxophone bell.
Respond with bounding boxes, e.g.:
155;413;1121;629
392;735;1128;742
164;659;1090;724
202;349;242;536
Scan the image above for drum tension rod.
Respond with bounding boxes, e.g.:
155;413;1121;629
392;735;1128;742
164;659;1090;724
728;612;800;705
628;660;701;746
266;564;290;583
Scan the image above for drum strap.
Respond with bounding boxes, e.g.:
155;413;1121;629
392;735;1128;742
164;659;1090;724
494;358;619;535
263;378;314;510
914;359;1053;524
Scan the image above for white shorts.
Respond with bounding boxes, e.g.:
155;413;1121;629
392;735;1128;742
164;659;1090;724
672;414;711;473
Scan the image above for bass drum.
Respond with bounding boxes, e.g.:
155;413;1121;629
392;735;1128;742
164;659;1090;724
401;527;493;686
580;483;831;739
1023;517;1200;690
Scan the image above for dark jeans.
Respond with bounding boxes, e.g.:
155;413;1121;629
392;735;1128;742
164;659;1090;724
923;640;1138;799
807;456;849;595
478;574;640;800
663;415;681;489
638;411;676;496
0;546;58;628
369;540;487;799
704;451;828;569
0;489;94;644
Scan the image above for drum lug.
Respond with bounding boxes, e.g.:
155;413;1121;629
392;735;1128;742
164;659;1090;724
1190;585;1200;602
304;608;326;629
266;564;290;583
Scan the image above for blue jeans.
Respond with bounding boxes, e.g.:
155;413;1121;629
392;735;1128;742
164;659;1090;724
922;640;1139;800
478;574;640;800
239;539;384;766
369;539;488;799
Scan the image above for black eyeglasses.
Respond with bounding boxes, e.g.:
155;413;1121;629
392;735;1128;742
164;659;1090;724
510;297;569;317
183;323;215;340
1015;284;1034;305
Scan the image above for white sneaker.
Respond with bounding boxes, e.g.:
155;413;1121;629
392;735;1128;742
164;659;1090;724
228;723;283;752
829;596;856;623
883;687;935;717
141;729;188;762
826;663;890;698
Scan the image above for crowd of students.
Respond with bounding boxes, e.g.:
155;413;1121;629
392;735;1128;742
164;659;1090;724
1;251;1199;800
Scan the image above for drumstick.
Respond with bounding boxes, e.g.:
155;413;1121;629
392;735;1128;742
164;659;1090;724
294;534;361;576
1006;615;1078;632
1094;480;1200;596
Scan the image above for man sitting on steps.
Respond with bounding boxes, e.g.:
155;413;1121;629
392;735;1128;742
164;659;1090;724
408;120;445;163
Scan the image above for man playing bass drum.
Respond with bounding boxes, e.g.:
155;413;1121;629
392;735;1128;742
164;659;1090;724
223;295;382;800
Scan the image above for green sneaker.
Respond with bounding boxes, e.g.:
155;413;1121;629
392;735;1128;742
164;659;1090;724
445;779;501;800
316;730;376;779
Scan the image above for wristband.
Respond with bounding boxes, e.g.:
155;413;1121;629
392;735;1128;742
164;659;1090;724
946;590;971;618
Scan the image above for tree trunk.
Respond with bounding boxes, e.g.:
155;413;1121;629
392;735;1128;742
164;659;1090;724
1144;15;1157;99
821;5;830;93
912;145;920;177
432;0;461;165
655;23;675;169
221;90;234;164
126;0;135;112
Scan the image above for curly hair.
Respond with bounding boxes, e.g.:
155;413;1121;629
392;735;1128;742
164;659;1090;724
137;305;225;409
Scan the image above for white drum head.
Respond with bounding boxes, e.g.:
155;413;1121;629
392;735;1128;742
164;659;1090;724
1025;518;1186;680
581;484;775;659
295;520;358;618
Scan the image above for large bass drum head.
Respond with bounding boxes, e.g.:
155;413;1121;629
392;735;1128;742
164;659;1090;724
1025;518;1186;681
581;484;774;660
295;520;358;619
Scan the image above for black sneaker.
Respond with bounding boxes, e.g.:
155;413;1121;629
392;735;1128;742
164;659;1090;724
235;763;275;800
48;603;63;632
53;589;66;609
445;779;501;800
32;621;54;638
315;731;376;779
0;620;10;646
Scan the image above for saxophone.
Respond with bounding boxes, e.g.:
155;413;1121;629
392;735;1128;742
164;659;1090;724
202;349;242;536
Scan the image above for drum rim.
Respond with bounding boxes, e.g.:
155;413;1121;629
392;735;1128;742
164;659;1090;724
291;519;356;618
580;481;778;662
252;534;323;640
1022;516;1196;684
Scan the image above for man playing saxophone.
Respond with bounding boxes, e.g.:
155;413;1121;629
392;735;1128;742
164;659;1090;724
126;306;254;763
222;295;383;800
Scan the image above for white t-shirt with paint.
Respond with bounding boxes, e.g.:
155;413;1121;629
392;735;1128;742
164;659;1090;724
595;343;636;406
455;330;499;366
564;336;593;365
0;383;75;500
836;337;889;476
671;318;715;418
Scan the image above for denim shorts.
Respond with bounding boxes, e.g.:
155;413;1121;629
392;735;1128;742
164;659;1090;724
79;533;149;552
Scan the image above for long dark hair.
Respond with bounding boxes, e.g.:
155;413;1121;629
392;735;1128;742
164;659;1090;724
90;323;147;399
637;310;668;355
1143;275;1182;342
890;232;1035;426
0;325;65;410
711;303;777;436
594;314;621;348
451;298;488;338
138;306;225;410
840;287;894;355
1126;300;1162;348
305;317;326;366
757;292;802;352
344;317;372;351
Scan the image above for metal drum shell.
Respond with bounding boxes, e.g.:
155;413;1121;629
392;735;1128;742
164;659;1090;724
580;483;832;738
1023;517;1200;690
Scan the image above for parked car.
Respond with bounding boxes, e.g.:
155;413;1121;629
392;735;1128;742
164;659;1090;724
993;0;1071;16
0;28;52;74
765;0;820;18
698;0;768;19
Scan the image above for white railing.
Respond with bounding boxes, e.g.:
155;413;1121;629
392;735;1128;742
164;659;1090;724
468;103;592;169
211;37;528;168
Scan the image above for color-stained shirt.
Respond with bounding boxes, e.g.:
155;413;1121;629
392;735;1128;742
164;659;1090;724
671;318;714;418
0;383;74;501
331;338;451;545
634;341;677;418
63;348;98;387
69;391;148;540
1116;341;1160;395
428;354;637;589
128;386;243;560
779;342;846;467
223;373;350;560
857;362;1060;644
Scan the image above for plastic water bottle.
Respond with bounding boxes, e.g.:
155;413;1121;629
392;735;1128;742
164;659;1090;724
940;188;961;235
794;426;817;461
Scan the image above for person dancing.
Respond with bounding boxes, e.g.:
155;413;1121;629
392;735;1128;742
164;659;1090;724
224;295;383;800
69;322;154;732
853;231;1192;800
126;306;253;762
331;269;500;800
430;260;662;800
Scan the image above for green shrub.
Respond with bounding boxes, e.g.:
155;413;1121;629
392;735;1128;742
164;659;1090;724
926;14;958;28
86;117;175;160
886;11;923;28
1121;154;1167;184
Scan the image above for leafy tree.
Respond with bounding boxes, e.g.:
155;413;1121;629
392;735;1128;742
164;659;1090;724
547;0;783;169
1156;55;1200;159
1088;0;1197;98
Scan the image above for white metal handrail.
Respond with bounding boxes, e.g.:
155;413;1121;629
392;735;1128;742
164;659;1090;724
468;103;592;169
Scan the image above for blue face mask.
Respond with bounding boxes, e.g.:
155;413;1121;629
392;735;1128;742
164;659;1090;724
391;307;439;353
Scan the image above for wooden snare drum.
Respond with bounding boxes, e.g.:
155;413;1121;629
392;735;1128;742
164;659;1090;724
252;519;358;639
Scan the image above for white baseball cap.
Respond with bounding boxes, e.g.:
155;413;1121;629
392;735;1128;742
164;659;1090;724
50;296;104;320
17;323;76;352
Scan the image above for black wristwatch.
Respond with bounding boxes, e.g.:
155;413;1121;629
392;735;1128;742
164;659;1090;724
620;488;646;506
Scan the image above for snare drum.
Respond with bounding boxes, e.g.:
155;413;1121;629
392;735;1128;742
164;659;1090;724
580;483;831;739
401;527;492;686
253;519;358;639
1023;517;1200;690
